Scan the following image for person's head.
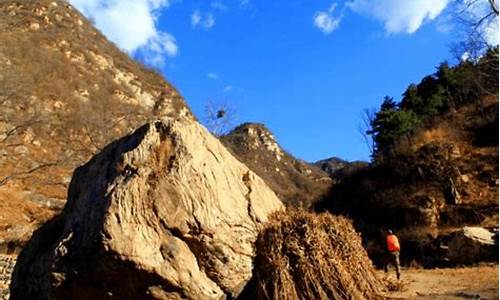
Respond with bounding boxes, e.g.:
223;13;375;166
387;229;393;235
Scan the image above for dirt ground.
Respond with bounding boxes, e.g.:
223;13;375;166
381;264;499;299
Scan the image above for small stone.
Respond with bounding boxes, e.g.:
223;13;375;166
29;23;40;31
461;174;470;183
450;145;461;158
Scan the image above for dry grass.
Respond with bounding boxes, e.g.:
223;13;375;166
380;277;408;293
411;126;454;150
0;0;190;196
252;209;385;300
0;188;55;247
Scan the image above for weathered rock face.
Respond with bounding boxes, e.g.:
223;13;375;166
11;119;283;300
448;227;497;265
404;195;440;228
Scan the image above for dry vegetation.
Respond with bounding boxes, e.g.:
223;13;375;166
243;209;385;300
0;0;191;248
0;0;185;189
316;96;498;267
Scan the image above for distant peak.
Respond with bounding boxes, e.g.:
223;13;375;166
229;122;270;133
224;122;284;161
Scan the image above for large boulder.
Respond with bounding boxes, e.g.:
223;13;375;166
10;118;283;300
448;227;496;265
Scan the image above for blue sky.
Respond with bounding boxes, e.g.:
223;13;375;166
70;0;499;162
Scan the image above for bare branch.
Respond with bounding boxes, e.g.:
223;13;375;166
489;0;499;15
358;108;376;155
0;159;67;187
204;100;238;137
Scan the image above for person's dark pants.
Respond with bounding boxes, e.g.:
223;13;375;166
384;251;401;279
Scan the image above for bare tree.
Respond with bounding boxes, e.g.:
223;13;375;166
358;108;376;156
453;0;499;60
204;100;238;137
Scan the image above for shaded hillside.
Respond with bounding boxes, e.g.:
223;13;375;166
221;123;332;207
313;157;369;183
317;96;499;267
0;0;191;247
313;156;349;176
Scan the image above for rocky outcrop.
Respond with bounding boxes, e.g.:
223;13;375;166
11;119;283;300
404;195;440;228
221;123;332;207
448;227;497;265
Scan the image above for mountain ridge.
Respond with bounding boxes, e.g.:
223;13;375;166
221;122;333;207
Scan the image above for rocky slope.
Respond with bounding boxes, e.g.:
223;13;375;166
11;119;283;300
317;96;499;266
221;123;332;207
0;0;190;247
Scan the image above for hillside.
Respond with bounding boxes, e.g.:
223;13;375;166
313;156;350;176
317;95;499;266
221;123;332;207
315;49;499;267
0;0;191;248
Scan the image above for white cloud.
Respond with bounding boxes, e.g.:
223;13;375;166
314;4;342;34
191;10;216;29
205;14;216;28
207;72;219;80
223;85;234;92
347;0;451;34
191;10;202;27
461;51;471;61
211;1;228;12
69;0;177;64
239;0;251;8
139;32;178;65
483;20;499;45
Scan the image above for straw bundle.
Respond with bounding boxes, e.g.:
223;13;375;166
252;209;385;300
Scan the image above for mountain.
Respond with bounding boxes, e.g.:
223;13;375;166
313;157;370;182
220;123;332;207
0;0;191;248
313;156;350;176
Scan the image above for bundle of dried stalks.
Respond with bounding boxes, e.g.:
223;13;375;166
252;209;385;300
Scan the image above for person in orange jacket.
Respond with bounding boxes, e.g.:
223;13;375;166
384;229;401;280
